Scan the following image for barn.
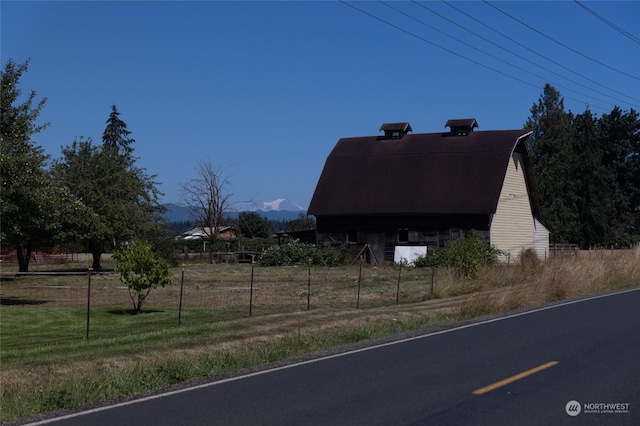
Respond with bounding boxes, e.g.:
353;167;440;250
307;119;550;264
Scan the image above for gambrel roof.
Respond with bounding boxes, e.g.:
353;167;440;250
308;122;538;218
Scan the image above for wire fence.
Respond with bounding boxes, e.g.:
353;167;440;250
0;263;443;349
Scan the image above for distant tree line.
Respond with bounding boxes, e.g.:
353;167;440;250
167;213;316;238
232;212;315;237
525;84;639;247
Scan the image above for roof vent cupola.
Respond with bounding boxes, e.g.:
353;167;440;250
445;118;478;136
379;122;412;140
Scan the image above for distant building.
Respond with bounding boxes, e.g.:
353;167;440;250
308;119;549;263
179;226;237;240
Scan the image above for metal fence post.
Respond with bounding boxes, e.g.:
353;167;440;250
249;265;254;317
307;259;312;311
430;267;435;300
396;261;402;305
356;260;362;309
86;268;93;340
178;263;186;326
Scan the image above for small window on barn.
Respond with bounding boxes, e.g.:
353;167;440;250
450;229;463;241
347;229;358;243
398;229;409;243
421;232;439;246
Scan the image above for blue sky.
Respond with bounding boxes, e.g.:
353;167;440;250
2;1;639;209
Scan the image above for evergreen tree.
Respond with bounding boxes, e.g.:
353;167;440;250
524;84;579;243
571;109;616;247
102;104;134;157
598;107;640;244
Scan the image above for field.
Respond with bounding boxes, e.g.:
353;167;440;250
1;249;639;423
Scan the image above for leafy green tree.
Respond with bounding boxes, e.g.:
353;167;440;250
0;59;54;272
52;106;165;269
112;240;172;314
283;213;316;232
525;84;580;243
238;211;270;238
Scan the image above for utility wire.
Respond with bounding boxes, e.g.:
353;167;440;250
338;1;611;112
381;1;623;109
442;1;640;105
573;0;640;45
339;1;536;89
483;0;639;81
408;1;639;108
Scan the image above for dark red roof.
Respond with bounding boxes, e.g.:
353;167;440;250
308;128;535;216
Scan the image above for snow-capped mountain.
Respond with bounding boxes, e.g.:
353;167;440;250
246;198;304;212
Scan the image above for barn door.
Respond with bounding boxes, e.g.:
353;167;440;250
365;233;385;265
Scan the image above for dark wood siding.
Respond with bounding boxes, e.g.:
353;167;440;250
315;214;490;262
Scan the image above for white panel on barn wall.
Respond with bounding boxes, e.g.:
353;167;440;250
394;246;428;265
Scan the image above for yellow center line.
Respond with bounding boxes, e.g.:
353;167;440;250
472;361;560;395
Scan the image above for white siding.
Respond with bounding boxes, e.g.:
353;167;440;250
533;218;550;259
490;152;535;261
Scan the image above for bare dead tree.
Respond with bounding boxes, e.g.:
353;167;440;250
179;160;234;258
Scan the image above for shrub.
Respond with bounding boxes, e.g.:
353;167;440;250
414;248;449;268
414;231;503;277
113;241;172;314
258;240;347;267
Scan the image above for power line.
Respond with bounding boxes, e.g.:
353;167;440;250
338;1;612;112
573;0;640;45
338;1;537;89
483;0;639;81
441;1;640;106
378;0;632;110
407;1;639;108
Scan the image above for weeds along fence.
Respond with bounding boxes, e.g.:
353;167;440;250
0;263;444;348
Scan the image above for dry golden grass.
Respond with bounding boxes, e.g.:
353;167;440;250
459;247;640;317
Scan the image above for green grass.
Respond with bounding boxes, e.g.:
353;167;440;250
1;306;245;367
0;310;455;423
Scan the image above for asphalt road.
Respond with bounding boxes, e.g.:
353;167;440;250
25;288;639;426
